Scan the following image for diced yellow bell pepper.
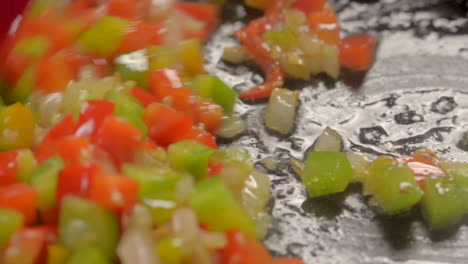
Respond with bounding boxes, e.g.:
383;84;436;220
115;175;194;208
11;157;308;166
179;38;205;76
0;103;35;150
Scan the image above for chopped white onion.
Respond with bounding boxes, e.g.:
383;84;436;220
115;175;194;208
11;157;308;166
313;127;343;152
264;88;300;136
217;115;247;139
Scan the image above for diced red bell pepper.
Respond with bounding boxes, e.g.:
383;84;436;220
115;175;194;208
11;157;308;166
116;20;164;54
0;151;19;186
36;114;76;164
166;87;197;114
292;0;326;13
271;259;305;264
143;103;194;147
36;53;76;92
40;206;59;226
56;164;95;202
55;136;93;167
94;116;143;166
208;163;223;177
174;2;219;33
339;34;377;71
396;149;446;189
150;68;185;99
1;227;48;264
88;167;138;214
219;230;272;264
194;99;223;133
107;0;140;19
308;10;340;45
76;100;115;138
0;183;38;225
174;127;217;149
131;87;160;107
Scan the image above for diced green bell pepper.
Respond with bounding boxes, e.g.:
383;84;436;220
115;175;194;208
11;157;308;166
367;159;423;215
451;167;468;213
301;152;353;198
59;196;120;260
156;236;184;264
0;103;35;150
78;16;129;58
190;74;238;113
190;177;257;238
67;246;111;264
17;149;37;183
115;50;149;89
421;177;464;229
106;90;147;137
30;155;64;210
6;66;36;103
0;208;23;247
14;36;49;59
122;165;181;225
168;140;215;179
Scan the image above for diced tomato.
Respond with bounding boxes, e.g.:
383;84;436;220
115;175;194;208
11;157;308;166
55;136;93;166
94;116;143;165
175;127;217;149
116;20;164;54
37;54;75;92
194;99;223;133
150;68;185;99
339;34;377;71
107;0;139;19
308;10;340;45
0;151;19;186
36;114;76;164
56;164;95;202
1;227;48;264
0;183;38;225
76;100;115;138
219;230;272;264
143;103;194;147
88;167;138;214
131;87;160;107
396;149;445;189
293;0;326;13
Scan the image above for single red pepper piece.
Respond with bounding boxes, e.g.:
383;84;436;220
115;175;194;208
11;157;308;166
395;149;445;189
292;0;326;13
94;116;143;166
339;34;377;71
37;54;76;92
88;167;138;214
149;68;185;99
174;2;219;41
75;100;115;138
131;87;160;107
194;98;223;134
0;183;38;225
36;114;76;164
208;163;223;177
218;230;272;264
107;0;140;19
0;151;19;186
174;127;218;149
116;20;164;54
55;136;93;167
307;10;340;45
1;227;49;264
56;164;96;202
143;103;194;147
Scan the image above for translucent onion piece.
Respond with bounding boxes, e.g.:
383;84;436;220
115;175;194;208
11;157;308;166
264;88;300;136
346;152;372;193
313;127;343;152
216;115;247;139
261;157;278;171
289;159;305;177
222;46;252;64
320;44;340;79
201;232;227;250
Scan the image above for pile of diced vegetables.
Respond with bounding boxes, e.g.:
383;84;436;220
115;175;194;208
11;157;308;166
0;0;304;263
295;127;468;230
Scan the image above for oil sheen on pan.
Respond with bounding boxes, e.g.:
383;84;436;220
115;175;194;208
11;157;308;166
207;0;468;263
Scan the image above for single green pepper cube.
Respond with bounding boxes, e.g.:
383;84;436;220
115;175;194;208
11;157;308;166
67;246;111;264
301;152;353;198
122;165;181;225
59;196;120;260
0;208;23;247
106;90;147;137
17;149;37;184
190;177;257;238
190;74;238;113
156;236;184;264
77;16;129;58
367;162;423;215
115;50;149;89
168;140;215;179
7;66;36;103
421;177;464;229
14;36;49;59
30;155;64;210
